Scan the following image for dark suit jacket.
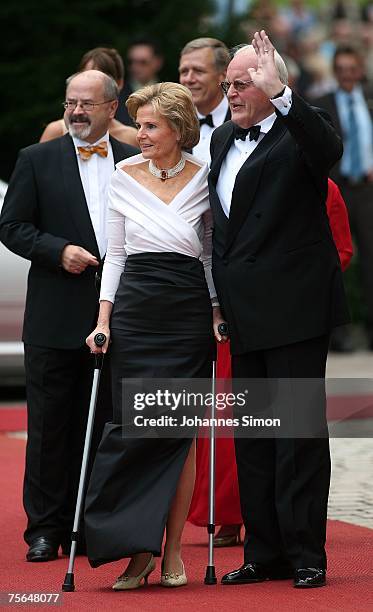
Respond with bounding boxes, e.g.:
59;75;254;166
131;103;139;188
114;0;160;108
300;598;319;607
314;89;373;181
0;134;138;350
209;91;350;354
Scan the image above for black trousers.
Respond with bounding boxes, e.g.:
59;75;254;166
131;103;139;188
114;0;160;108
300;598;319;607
23;344;112;545
232;334;330;570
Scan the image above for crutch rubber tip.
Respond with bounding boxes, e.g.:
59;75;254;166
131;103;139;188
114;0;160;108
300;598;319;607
62;573;75;592
204;566;217;585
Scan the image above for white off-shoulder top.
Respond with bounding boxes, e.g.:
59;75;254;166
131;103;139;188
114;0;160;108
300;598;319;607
100;152;217;304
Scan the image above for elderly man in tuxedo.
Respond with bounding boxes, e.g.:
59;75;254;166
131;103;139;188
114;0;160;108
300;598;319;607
315;46;373;351
179;37;231;165
0;70;137;562
209;31;349;588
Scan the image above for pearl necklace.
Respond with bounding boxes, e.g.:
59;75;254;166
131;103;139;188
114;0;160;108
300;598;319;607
149;153;186;181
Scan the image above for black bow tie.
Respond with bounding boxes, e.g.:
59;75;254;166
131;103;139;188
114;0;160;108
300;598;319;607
199;114;214;128
234;124;261;142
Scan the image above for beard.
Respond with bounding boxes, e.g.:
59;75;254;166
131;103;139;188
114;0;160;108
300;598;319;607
66;113;92;140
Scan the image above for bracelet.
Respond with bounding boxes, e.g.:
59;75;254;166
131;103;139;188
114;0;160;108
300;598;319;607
211;300;220;308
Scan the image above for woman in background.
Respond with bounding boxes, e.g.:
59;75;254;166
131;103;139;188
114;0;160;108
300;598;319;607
40;47;138;146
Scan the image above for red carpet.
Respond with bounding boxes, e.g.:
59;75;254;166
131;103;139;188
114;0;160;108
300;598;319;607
0;405;27;432
0;434;372;611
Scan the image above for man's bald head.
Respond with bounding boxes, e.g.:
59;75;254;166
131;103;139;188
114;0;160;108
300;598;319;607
64;69;119;143
66;69;119;101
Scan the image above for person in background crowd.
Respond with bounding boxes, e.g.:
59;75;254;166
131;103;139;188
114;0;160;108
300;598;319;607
40;47;138;147
126;38;164;91
315;45;373;351
0;70;137;563
117;38;164;127
280;0;316;37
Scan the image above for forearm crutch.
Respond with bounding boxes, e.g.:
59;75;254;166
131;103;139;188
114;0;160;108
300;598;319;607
204;323;229;585
204;358;217;585
62;332;107;593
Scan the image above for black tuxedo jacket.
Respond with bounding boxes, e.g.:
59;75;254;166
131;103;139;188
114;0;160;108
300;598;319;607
314;89;373;182
209;91;350;354
0;134;138;349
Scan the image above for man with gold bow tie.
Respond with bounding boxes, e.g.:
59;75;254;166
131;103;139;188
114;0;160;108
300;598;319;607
0;70;137;562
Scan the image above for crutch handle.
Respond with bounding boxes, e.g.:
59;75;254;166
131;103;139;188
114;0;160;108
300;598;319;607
94;333;106;347
217;322;229;337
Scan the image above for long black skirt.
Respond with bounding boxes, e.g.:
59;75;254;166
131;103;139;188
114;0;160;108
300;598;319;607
85;253;214;567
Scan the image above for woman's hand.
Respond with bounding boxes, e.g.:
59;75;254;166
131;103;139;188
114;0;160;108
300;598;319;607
86;325;111;354
212;306;229;343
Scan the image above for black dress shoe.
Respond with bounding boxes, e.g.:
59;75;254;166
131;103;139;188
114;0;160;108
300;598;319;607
294;568;326;588
26;537;59;562
221;562;293;585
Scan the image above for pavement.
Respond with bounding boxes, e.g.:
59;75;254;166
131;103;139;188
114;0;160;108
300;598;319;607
326;351;373;529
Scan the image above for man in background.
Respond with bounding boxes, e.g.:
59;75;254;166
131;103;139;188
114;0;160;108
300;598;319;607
316;46;373;351
179;37;231;164
118;38;164;126
126;38;164;91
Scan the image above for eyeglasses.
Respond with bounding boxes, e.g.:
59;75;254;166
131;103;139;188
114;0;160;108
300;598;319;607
62;99;115;112
220;80;253;94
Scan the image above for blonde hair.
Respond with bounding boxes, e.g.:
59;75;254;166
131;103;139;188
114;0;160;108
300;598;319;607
126;82;200;150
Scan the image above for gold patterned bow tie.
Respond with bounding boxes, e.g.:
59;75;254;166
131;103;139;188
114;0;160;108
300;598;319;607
77;141;108;161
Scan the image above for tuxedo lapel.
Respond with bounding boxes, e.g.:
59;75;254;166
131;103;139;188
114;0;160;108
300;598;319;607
110;135;126;164
60;134;100;258
209;122;235;187
225;118;287;254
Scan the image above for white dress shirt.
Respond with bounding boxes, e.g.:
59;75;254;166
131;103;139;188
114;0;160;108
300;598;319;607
216;86;293;217
73;131;115;258
100;152;217;303
193;96;229;164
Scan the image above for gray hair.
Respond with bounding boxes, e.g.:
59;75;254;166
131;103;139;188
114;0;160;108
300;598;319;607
180;37;230;73
65;71;119;99
231;44;289;86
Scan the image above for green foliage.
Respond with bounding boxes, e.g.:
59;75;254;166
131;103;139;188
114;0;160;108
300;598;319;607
0;0;215;180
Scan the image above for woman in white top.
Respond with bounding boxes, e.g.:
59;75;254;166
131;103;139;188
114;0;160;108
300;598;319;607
85;83;226;589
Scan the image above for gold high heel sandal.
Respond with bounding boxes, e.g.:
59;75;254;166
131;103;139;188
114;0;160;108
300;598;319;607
112;554;155;590
160;560;187;587
213;524;242;548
